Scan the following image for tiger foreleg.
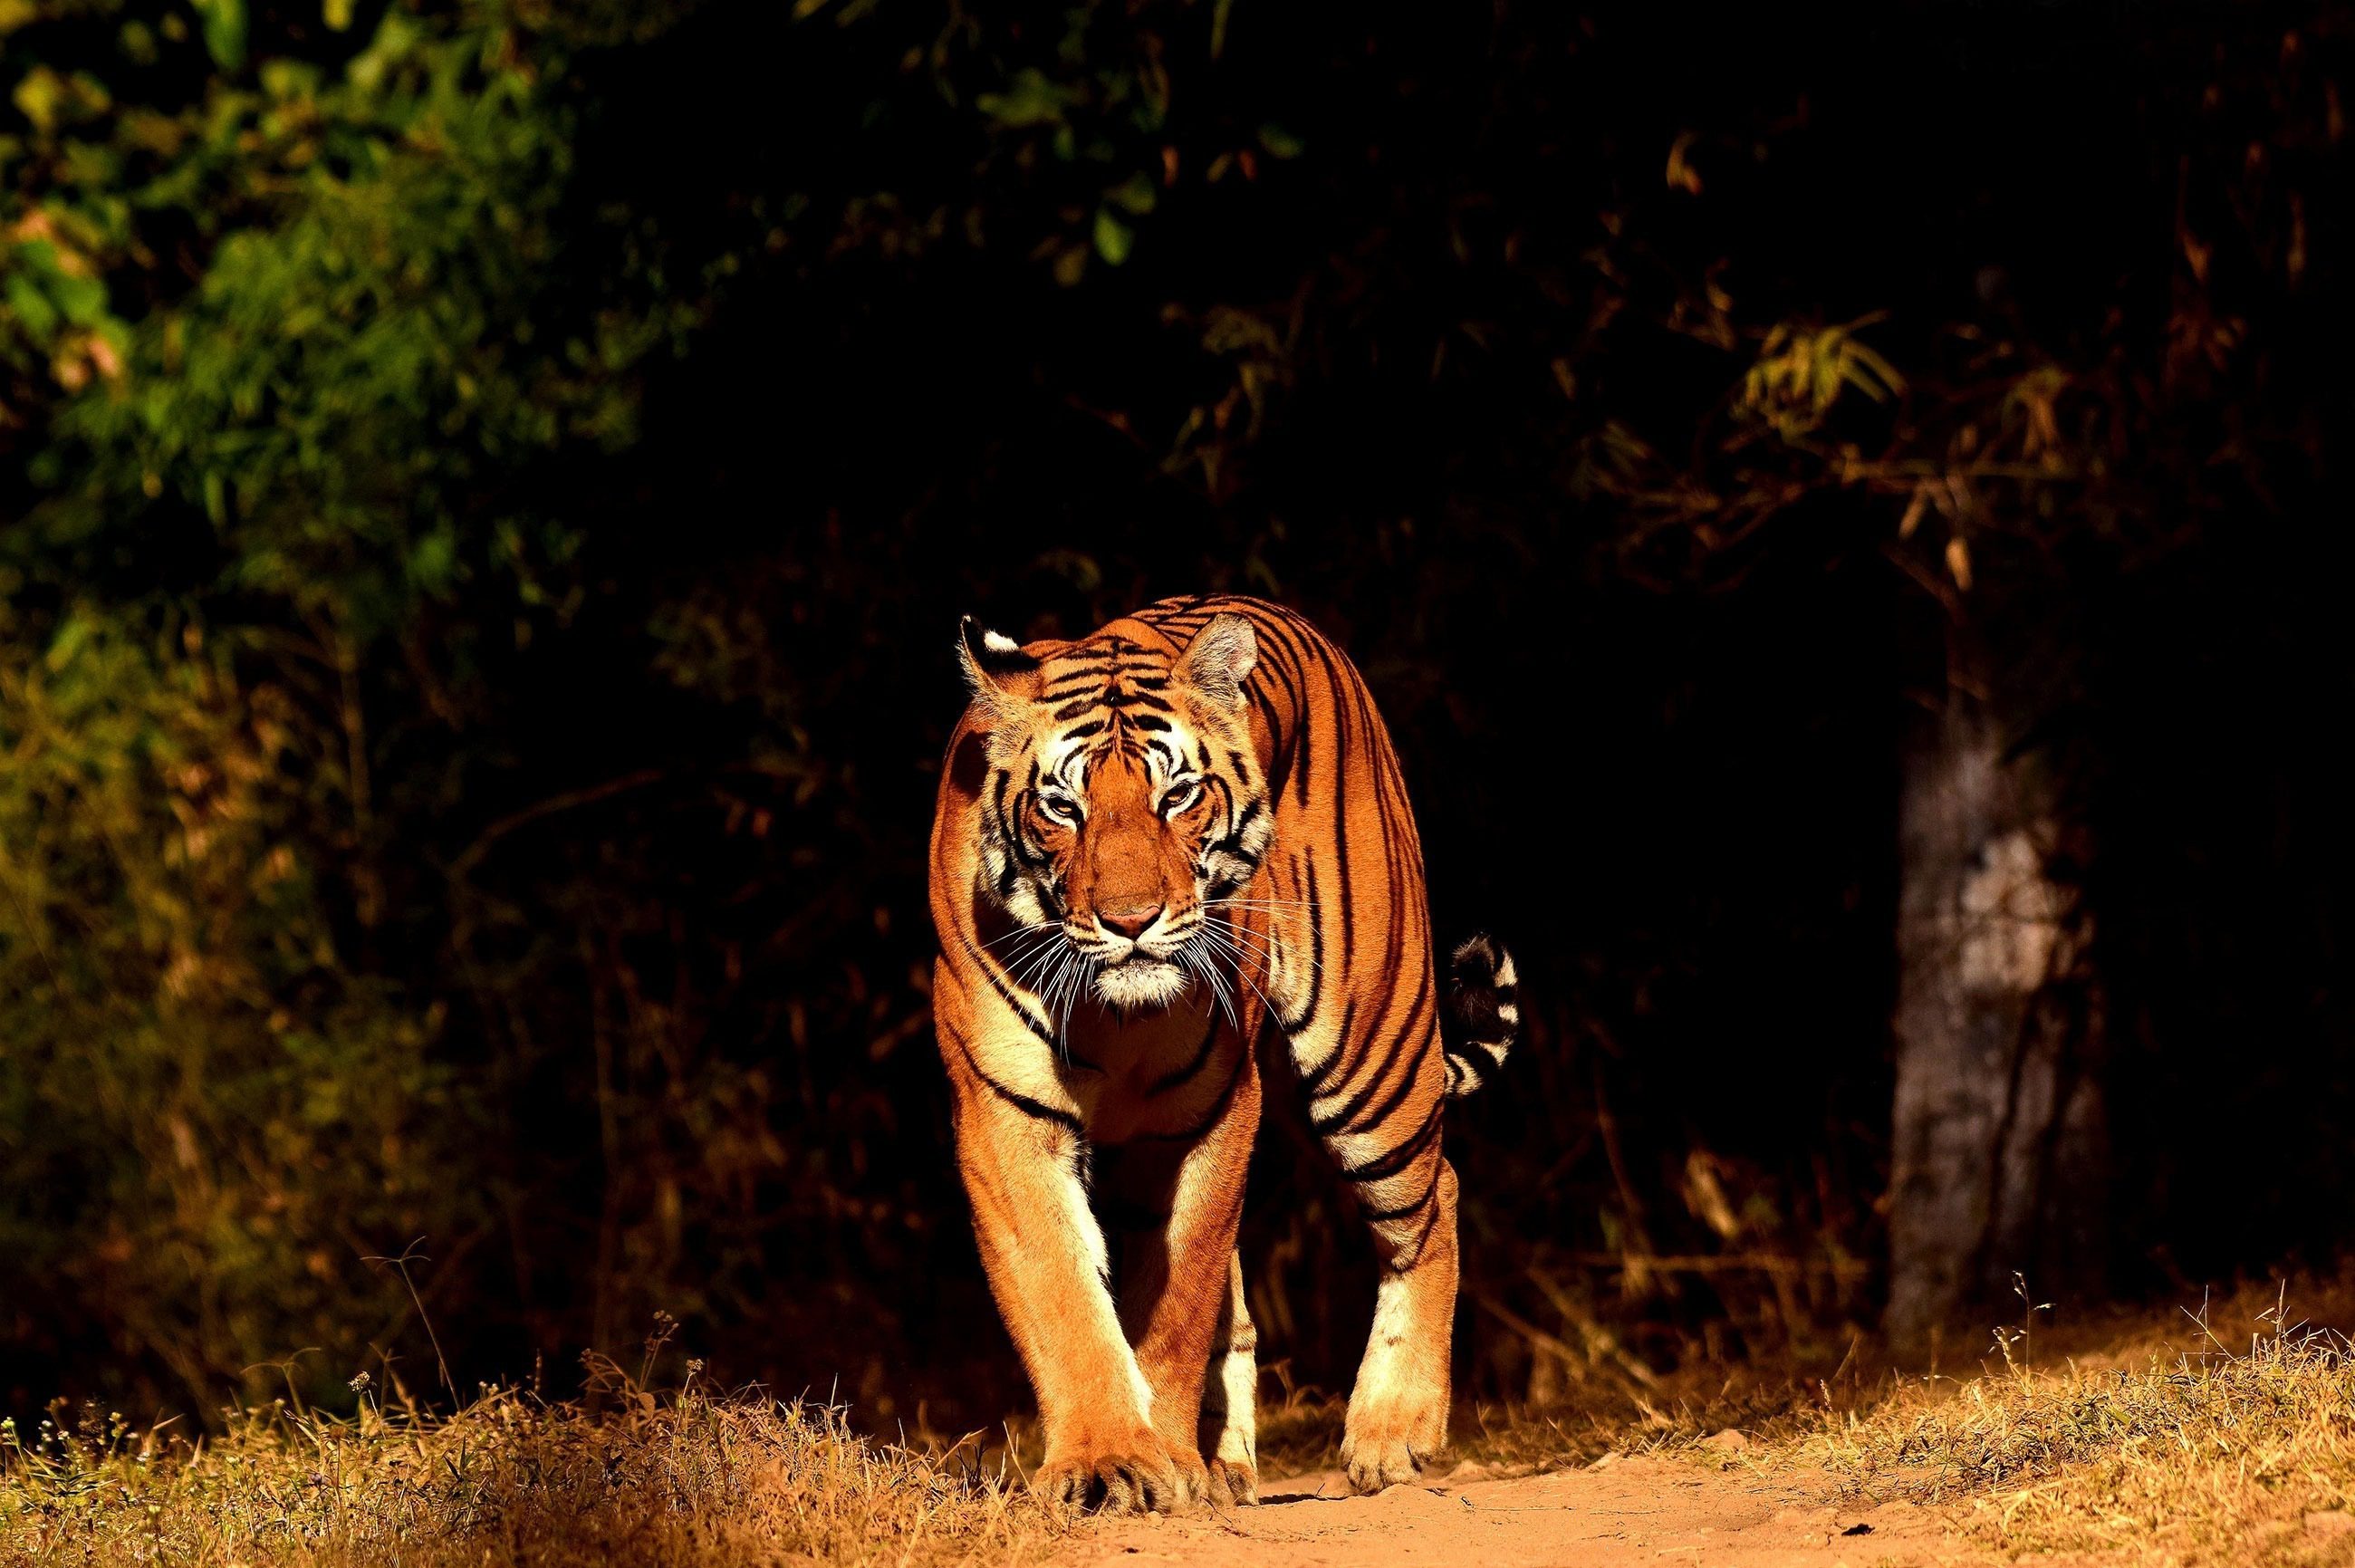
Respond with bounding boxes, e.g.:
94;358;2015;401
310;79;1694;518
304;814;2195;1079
1339;1154;1460;1493
945;1040;1189;1515
1107;1049;1261;1512
1199;1248;1260;1505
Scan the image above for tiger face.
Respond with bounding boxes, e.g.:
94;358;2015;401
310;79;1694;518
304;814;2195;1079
958;612;1274;1015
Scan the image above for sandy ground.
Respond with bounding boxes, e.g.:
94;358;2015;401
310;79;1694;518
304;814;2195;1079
1058;1453;2015;1568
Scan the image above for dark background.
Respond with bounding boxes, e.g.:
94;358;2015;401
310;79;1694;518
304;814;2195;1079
2;0;2350;1431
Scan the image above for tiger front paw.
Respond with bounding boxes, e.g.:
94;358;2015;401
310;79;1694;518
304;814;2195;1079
1034;1429;1206;1515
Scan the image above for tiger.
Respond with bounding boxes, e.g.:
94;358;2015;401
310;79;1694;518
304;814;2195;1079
927;593;1517;1513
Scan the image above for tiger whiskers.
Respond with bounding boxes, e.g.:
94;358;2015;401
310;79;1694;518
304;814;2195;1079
1177;941;1240;1030
1004;928;1072;999
981;917;1061;953
995;903;1291;1046
1200;899;1323;976
1202;897;1313;914
997;928;1100;1059
1040;944;1101;1044
1035;944;1077;1033
1186;913;1286;1025
1201;909;1296;978
990;915;1075;1002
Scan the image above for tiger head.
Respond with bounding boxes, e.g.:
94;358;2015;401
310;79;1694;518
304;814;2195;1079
956;611;1274;1013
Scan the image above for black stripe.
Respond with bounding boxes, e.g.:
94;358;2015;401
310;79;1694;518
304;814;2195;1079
1398;1188;1446;1262
1247;684;1289;784
1314;1023;1436;1138
988;774;1025;899
1345;1032;1437;1133
1301;992;1360;1098
1204;774;1237;840
1278;857;1323;1035
1205;794;1265;863
1315;968;1433;1111
950;1031;1082;1139
1046;659;1119;681
954;929;1062;1052
976;1073;1084;1138
1334;1100;1445;1185
1327;659;1357;982
1265;620;1316;809
1359;1173;1439;1225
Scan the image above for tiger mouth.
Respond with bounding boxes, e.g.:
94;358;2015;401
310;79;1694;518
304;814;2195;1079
1093;955;1189;1009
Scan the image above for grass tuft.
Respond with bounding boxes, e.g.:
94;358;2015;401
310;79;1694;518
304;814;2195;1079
1;1363;1052;1568
1800;1285;2355;1564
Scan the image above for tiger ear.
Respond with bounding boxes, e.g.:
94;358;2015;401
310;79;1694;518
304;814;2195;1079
956;615;1043;721
1178;612;1256;709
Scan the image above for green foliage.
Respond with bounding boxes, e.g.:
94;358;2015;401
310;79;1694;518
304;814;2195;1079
1;0;701;1407
0;610;465;1406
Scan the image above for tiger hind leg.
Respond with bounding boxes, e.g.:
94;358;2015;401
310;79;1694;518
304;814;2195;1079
1339;1155;1459;1493
1198;1249;1259;1505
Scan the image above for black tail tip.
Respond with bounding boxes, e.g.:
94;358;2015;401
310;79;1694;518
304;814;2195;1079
1447;933;1517;1036
1450;931;1505;980
1442;932;1519;1098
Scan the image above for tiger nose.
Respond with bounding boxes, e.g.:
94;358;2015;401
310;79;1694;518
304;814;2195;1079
1100;902;1164;939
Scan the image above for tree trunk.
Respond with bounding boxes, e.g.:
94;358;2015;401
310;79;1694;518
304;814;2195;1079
1886;681;2106;1353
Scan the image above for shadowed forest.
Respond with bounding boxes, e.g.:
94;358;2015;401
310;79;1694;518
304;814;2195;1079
4;0;2354;1458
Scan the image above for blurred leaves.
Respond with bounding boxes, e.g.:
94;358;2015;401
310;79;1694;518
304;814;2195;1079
188;0;245;71
0;0;707;1409
976;67;1073;130
0;611;461;1409
1091;206;1131;265
1737;316;1904;443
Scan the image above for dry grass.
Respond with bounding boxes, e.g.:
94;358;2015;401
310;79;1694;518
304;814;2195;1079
1364;1273;2355;1565
1775;1281;2355;1565
0;1359;1052;1568
21;1281;2355;1567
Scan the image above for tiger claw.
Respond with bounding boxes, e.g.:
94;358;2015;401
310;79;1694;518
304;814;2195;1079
1206;1454;1259;1506
1341;1426;1437;1495
1035;1436;1202;1515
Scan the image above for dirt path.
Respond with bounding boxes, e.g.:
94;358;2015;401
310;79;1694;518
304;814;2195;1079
1058;1455;2015;1568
